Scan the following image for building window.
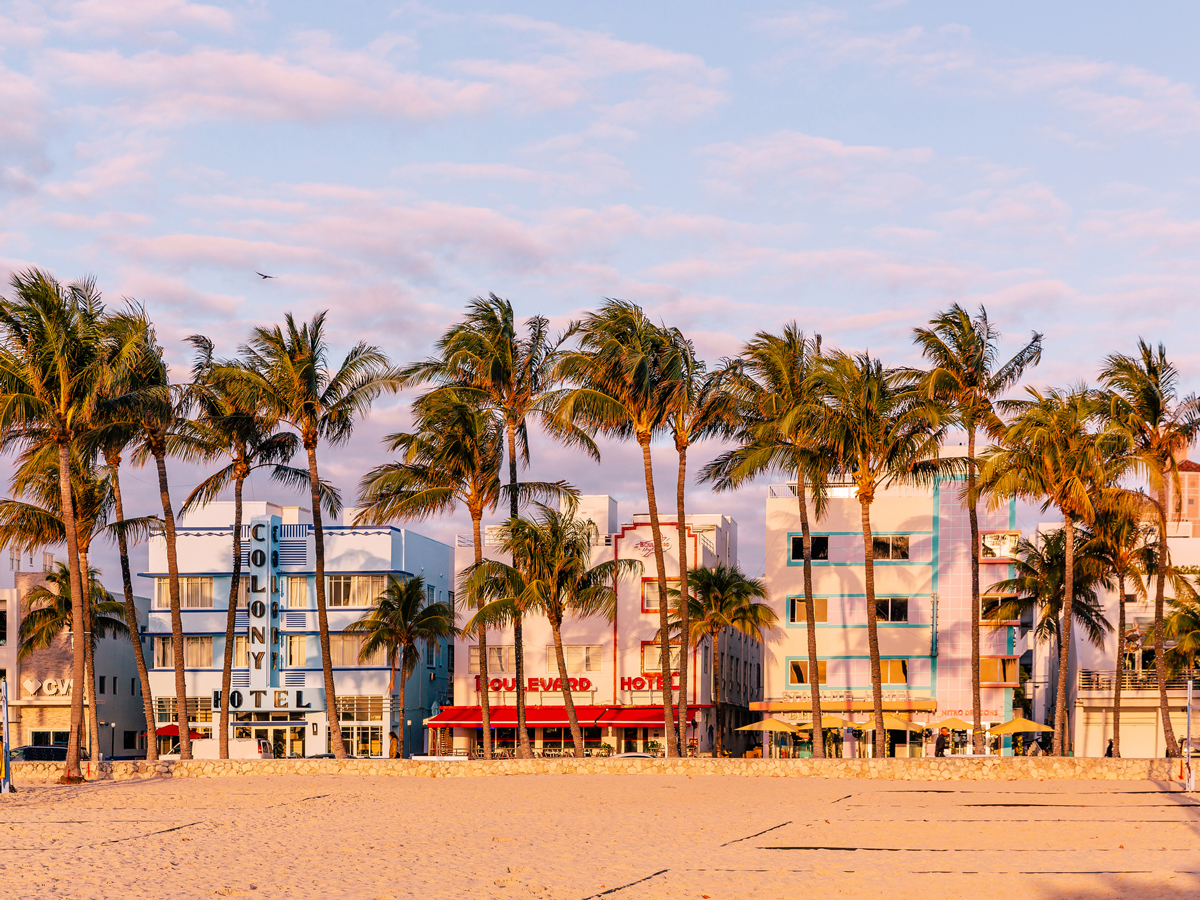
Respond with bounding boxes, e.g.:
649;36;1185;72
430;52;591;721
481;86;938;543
547;645;603;672
233;635;249;668
874;597;909;623
157;696;214;723
154;576;214;609
288;577;309;608
98;676;106;694
328;633;385;667
123;730;138;750
641;578;679;612
468;645;516;673
336;695;385;722
788;660;826;685
641;642;681;673
789;596;828;624
789;535;829;562
980;657;1020;685
154;636;214;668
880;659;909;684
871;536;910;560
32;731;71;746
426;584;436;606
0;610;6;646
980;531;1021;562
285;634;308;667
327;574;389;607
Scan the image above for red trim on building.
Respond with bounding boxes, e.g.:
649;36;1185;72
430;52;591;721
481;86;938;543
426;705;711;728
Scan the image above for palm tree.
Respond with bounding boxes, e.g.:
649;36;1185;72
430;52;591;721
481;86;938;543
19;562;130;658
1099;341;1200;757
464;504;640;757
912;304;1042;752
400;296;595;759
1084;502;1155;758
557;299;682;755
811;351;955;757
700;325;831;757
1164;589;1200;677
343;574;458;759
669;564;778;758
181;335;326;759
0;270;130;781
236;312;396;760
981;386;1129;755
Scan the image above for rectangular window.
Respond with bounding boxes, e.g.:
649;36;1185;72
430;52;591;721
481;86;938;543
641;642;681;673
426;584;436;606
789;535;829;562
871;536;910;560
641;578;680;612
288;577;309;609
980;531;1020;562
0;610;6;646
154;636;213;668
156;696;214;723
468;645;516;673
285;635;307;668
327;575;353;607
880;659;909;684
123;730;137;750
153;576;214;609
131;678;136;695
789;596;828;624
335;695;385;722
353;574;388;607
233;576;250;608
788;659;826;685
98;676;106;694
547;645;603;673
980;657;1020;684
329;633;385;667
874;597;910;623
233;635;249;668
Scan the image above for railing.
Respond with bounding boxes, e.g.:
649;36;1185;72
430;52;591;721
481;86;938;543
456;533;613;548
768;482;933;499
1078;669;1200;692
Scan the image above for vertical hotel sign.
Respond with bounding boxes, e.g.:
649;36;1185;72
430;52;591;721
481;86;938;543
246;514;280;709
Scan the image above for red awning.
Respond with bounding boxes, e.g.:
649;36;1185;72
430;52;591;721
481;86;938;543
426;705;708;728
153;724;204;738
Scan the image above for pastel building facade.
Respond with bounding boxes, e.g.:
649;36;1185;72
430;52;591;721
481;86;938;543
760;457;1022;754
143;502;452;758
430;496;764;756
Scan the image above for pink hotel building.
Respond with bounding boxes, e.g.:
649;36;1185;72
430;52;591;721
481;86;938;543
428;496;764;756
758;448;1023;754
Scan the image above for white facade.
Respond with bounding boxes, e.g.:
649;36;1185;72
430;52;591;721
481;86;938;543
438;496;763;756
144;502;452;758
762;459;1021;755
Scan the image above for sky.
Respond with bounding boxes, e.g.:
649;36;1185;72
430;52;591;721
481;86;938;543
3;1;1200;591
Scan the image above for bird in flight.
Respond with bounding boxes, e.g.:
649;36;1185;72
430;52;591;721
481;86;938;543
256;271;275;279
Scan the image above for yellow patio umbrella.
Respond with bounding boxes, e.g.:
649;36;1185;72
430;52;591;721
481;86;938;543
872;714;924;732
792;715;855;730
736;717;801;734
988;716;1054;735
928;717;974;730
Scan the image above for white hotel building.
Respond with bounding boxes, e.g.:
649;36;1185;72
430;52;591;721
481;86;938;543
144;501;452;758
429;496;764;756
759;450;1025;755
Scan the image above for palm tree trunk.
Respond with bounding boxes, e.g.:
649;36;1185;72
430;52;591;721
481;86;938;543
153;446;191;760
1113;572;1125;758
79;546;101;764
107;452;157;760
1153;483;1180;756
797;475;824;758
1054;515;1075;757
472;511;491;760
638;433;679;756
551;612;585;757
506;419;533;760
968;428;984;754
712;634;722;758
306;442;346;759
675;439;690;756
860;495;886;757
219;470;246;760
397;656;407;760
56;441;87;782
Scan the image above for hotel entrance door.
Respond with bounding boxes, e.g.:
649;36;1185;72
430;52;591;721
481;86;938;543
252;726;305;759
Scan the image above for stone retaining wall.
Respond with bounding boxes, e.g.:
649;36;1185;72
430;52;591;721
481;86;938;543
10;756;1185;784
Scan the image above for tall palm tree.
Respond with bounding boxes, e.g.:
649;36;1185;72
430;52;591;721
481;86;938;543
557;299;683;755
812;351;954;757
0;270;132;781
181;335;326;759
1083;502;1155;758
1164;589;1200;677
700;326;831;756
911;304;1042;752
464;504;640;757
343;574;459;759
981;386;1129;755
19;562;130;659
1099;341;1200;757
669;564;778;758
400;296;595;759
236;312;395;760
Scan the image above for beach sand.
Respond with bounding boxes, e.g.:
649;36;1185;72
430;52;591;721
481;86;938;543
2;774;1198;899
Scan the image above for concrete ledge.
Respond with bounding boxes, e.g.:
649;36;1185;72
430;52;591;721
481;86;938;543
10;756;1185;783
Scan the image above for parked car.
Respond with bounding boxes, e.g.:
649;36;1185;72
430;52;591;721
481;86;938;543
8;746;90;762
190;738;272;760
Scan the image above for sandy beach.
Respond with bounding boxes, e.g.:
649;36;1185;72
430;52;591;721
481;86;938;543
2;774;1198;899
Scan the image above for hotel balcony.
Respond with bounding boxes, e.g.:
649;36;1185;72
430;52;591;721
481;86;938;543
1077;668;1200;696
